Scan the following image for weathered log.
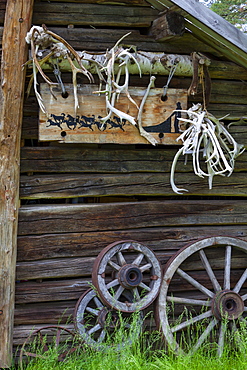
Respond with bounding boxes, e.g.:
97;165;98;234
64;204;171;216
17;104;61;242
16;225;247;262
30;27;218;54
207;103;247;121
150;11;185;41
15;278;89;304
16;256;95;280
15;249;247;281
0;2;7;25
0;26;226;56
14;301;75;325
32;2;158;27
18;200;247;236
19;172;247;199
20;147;247;174
39;0;149;4
38;48;247;81
0;0;34;366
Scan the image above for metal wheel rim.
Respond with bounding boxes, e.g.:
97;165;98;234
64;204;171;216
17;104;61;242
19;325;77;369
155;236;247;356
92;240;162;312
74;288;143;351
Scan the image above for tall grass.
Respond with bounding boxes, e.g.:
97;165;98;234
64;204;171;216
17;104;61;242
13;312;247;370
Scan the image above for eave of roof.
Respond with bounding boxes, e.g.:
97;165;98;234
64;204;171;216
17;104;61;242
146;0;247;70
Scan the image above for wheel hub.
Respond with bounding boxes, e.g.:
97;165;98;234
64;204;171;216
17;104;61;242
118;264;143;289
97;307;120;329
212;289;244;320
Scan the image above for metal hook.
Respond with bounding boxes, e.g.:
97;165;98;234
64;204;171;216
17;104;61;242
52;60;67;96
162;60;179;100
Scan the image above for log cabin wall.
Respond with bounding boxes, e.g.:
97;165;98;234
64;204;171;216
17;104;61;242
0;0;247;352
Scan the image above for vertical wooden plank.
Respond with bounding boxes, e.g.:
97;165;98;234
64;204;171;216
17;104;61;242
0;0;34;367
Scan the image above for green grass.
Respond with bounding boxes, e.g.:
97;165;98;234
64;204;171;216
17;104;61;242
13;313;247;370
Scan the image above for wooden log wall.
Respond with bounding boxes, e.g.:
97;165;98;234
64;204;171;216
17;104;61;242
0;0;247;358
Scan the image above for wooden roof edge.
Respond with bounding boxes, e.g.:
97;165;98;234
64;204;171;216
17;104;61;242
146;0;247;58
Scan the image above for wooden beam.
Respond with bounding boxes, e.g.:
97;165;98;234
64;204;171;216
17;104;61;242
38;0;149;4
16;226;247;263
150;11;185;41
18;200;247;236
0;0;34;367
20;147;247;174
19;172;247;199
32;2;158;27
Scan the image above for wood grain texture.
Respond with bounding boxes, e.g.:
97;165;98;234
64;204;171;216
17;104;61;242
39;0;149;4
19;172;247;199
16;256;95;280
150;11;185;41
16;225;247;262
33;27;220;55
15;248;247;281
0;0;34;366
15;278;90;304
18;200;247;236
33;2;158;27
20;147;247;174
14;301;75;325
39;84;187;144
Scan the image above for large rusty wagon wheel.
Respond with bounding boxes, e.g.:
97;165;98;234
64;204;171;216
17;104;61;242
92;240;162;312
19;325;78;369
155;236;247;356
74;289;143;351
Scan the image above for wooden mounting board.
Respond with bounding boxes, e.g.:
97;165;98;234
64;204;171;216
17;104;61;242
39;84;187;144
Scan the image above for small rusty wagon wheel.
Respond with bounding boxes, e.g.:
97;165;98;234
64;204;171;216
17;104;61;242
155;236;247;356
92;240;162;312
74;288;143;351
19;325;77;369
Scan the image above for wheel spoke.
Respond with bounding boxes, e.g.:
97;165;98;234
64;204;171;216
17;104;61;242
199;250;221;292
106;278;119;289
241;293;247;301
94;296;104;308
86;307;100;316
139;282;151;291
88;323;102;335
117;252;126;266
55;329;61;347
230;321;242;348
132;253;145;266
217;321;227;357
233;268;247;293
108;260;121;271
140;263;152;272
171;310;213;333
177;268;214;298
224;245;231;290
113;285;125;300
133;287;140;300
167;296;211;306
190;318;218;354
97;329;106;343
